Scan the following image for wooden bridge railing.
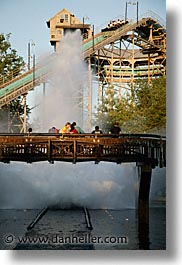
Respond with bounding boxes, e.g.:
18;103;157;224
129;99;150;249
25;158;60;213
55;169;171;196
0;133;166;167
0;133;166;226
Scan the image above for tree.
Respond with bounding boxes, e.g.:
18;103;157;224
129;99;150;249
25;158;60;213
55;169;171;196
134;77;166;132
96;84;118;132
96;77;166;134
0;33;30;132
0;33;25;82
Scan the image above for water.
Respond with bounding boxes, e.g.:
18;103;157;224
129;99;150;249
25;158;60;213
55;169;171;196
35;30;89;132
0;160;166;250
0;24;166;251
0;207;166;250
0;162;138;209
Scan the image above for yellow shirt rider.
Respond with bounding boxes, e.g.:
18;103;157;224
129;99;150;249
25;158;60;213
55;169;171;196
59;122;71;133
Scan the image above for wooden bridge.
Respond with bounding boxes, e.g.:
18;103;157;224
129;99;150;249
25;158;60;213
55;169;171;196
0;133;166;227
0;133;166;167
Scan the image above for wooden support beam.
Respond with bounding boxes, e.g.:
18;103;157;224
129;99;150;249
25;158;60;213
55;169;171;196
73;140;77;164
48;139;52;162
138;164;152;214
138;163;152;249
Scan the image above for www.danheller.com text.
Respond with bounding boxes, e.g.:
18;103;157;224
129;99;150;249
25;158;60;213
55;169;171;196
3;233;128;245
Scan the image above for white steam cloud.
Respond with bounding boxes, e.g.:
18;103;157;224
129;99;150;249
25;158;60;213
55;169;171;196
0;162;137;209
38;30;89;131
0;31;165;210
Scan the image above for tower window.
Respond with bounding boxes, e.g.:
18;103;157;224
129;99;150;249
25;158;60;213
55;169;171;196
60;14;64;23
65;14;69;22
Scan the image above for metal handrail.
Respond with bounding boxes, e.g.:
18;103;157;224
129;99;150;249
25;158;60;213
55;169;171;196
0;67;26;87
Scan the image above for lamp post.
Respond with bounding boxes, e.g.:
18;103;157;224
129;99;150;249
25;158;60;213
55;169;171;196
125;2;128;22
28;42;30;70
92;24;95;50
137;1;139;23
26;40;36;132
27;40;36;88
82;16;85;40
33;53;36;87
27;40;35;70
125;1;139;22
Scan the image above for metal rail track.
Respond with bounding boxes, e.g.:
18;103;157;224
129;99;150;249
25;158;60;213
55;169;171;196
83;207;93;230
27;207;49;230
26;207;93;231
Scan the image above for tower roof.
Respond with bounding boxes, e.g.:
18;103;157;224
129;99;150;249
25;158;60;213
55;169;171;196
46;8;81;28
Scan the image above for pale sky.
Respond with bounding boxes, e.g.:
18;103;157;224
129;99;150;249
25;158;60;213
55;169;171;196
0;0;166;62
0;0;166;124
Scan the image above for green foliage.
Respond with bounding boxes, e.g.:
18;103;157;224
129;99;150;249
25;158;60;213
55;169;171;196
0;33;25;81
0;33;30;132
96;84;118;132
9;96;30;117
134;77;166;132
96;77;166;133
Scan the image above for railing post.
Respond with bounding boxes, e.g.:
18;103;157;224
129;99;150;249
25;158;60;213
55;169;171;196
73;140;77;164
48;139;52;163
0;144;2;159
159;138;164;168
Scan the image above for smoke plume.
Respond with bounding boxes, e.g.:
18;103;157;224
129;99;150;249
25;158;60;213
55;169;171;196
0;162;137;209
37;30;89;131
0;31;165;210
